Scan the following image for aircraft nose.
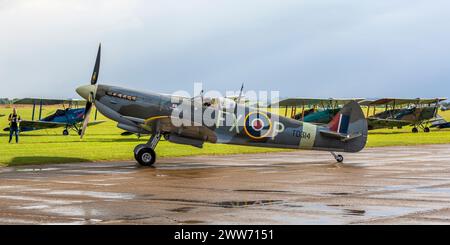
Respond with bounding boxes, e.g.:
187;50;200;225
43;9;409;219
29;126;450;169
76;85;96;100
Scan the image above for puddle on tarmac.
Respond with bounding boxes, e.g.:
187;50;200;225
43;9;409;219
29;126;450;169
234;189;289;193
13;205;50;210
416;187;450;194
327;204;345;207
43;206;102;217
327;192;351;196
344;209;366;216
169;207;195;213
16;168;61;172
284;204;304;208
152;198;283;208
45;190;136;200
0;195;85;205
119;214;152;221
213;200;283;208
62;170;129;175
179;220;205;224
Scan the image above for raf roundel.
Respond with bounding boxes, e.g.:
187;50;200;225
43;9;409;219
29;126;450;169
243;111;273;139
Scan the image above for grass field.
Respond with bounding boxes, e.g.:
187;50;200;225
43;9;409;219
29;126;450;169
1;105;450;166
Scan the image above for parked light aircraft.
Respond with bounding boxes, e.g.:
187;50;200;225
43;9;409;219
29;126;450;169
3;98;104;135
76;45;368;166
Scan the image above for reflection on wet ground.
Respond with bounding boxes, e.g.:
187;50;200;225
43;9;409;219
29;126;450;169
1;144;450;224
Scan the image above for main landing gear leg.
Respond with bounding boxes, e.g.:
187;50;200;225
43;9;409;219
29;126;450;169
331;152;344;163
134;132;162;166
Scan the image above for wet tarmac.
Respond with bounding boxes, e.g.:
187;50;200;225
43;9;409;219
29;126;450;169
1;144;450;224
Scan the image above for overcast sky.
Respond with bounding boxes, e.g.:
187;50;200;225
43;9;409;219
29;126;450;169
1;0;450;99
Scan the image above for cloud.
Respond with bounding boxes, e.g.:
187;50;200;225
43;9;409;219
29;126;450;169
1;0;450;99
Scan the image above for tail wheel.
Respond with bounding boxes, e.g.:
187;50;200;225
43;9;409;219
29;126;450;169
134;146;156;166
63;129;69;136
335;155;344;163
424;127;430;133
412;127;419;133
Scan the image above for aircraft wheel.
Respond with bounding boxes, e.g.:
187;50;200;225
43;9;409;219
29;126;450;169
134;145;156;166
335;154;344;163
412;127;419;133
424;127;430;133
63;129;69;136
78;129;83;135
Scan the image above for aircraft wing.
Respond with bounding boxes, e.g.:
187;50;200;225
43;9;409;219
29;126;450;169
361;98;447;107
367;117;411;128
19;120;68;130
6;120;105;132
272;98;365;107
431;115;447;127
13;98;86;106
319;130;362;142
123;115;218;147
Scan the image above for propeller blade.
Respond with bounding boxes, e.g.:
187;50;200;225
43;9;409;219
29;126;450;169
80;100;92;139
79;44;102;139
91;44;101;85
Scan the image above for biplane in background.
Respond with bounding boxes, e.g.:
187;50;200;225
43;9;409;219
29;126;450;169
3;98;105;135
272;98;364;124
440;103;450;111
360;98;446;133
431;115;450;129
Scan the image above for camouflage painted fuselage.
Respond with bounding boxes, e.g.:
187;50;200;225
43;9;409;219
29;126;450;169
91;85;367;153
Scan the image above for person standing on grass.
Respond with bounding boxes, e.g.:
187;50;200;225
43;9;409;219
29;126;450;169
8;108;21;143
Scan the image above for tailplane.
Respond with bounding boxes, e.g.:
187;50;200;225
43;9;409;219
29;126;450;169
321;101;368;152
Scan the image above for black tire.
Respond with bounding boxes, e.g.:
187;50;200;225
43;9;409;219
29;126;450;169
135;147;156;166
336;155;344;163
63;129;69;136
424;127;430;133
412;127;419;133
78;129;83;135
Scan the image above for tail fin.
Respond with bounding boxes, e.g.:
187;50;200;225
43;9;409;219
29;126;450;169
326;101;368;152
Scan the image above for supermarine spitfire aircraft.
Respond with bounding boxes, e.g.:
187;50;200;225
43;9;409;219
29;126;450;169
76;45;368;166
3;98;104;135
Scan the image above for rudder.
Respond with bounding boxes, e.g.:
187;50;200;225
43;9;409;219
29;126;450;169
327;101;368;152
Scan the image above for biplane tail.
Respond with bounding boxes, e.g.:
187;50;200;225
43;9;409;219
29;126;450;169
323;101;368;152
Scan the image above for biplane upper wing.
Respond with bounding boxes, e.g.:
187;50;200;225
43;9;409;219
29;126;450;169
13;98;86;106
360;98;447;107
272;98;365;107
